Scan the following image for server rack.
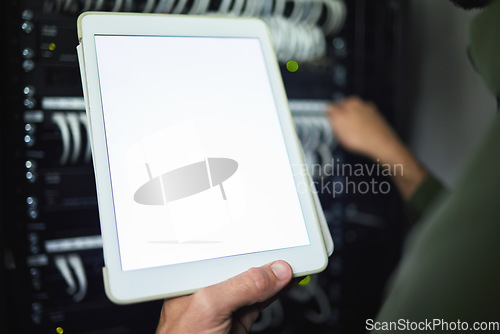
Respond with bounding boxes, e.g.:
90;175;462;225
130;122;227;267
2;1;408;333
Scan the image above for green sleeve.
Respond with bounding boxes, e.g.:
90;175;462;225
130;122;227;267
406;174;446;223
468;0;500;99
373;115;500;333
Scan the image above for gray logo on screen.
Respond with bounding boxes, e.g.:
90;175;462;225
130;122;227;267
134;157;238;205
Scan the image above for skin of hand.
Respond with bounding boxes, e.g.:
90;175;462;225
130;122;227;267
155;260;293;334
327;96;428;200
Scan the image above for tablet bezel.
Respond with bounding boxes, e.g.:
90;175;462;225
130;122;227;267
78;12;329;304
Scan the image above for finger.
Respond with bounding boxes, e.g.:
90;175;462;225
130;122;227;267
327;103;338;114
157;295;191;333
233;276;302;333
200;261;293;315
327;103;343;120
234;309;260;334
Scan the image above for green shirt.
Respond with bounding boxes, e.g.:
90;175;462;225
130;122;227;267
374;1;500;331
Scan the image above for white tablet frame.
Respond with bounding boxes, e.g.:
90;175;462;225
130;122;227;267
77;12;330;304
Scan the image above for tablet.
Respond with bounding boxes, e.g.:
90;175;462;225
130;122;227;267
77;12;333;304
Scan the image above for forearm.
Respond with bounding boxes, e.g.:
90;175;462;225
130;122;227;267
371;140;428;202
327;97;428;201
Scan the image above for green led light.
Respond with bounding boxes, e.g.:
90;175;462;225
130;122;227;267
286;60;299;73
56;327;64;334
299;275;311;286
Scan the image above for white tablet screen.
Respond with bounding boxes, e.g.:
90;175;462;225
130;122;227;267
94;35;310;271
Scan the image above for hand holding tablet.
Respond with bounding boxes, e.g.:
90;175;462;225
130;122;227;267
77;12;332;304
156;260;294;334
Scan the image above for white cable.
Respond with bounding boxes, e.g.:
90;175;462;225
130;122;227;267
316;117;334;176
67;254;88;303
188;0;202;14
55;255;77;295
314;25;327;58
94;0;105;10
305;0;323;25
321;115;335;147
62;0;74;12
307;24;317;60
322;0;346;35
196;0;211;14
296;24;309;61
154;0;168;12
299;117;310;146
307;117;322;149
143;0;157;12
289;0;305;23
266;15;327;63
218;0;233;14
82;0;93;11
52;112;71;166
301;118;316;152
279;18;293;60
267;17;282;58
305;287;332;324
294;117;303;142
284;20;294;60
294;119;302;139
123;0;134;11
230;0;245;16
316;142;333;177
270;19;280;59
66;112;82;164
300;118;321;175
251;301;282;332
314;116;335;177
156;0;176;13
172;0;188;14
243;0;265;16
321;0;335;34
288;21;299;60
273;0;286;17
241;0;255;16
111;0;124;12
328;1;342;34
261;0;273;16
54;0;63;12
79;112;92;163
311;24;324;59
251;0;265;16
336;1;347;33
288;275;316;302
251;308;272;332
165;0;177;13
300;1;312;22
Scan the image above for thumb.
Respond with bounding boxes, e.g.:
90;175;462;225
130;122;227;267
201;261;293;314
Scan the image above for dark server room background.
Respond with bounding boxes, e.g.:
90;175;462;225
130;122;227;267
2;0;492;333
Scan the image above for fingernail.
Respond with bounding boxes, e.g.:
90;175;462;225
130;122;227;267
271;261;291;281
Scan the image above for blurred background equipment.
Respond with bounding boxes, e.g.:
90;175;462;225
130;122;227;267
1;0;409;333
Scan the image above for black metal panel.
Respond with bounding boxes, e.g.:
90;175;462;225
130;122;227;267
1;1;408;333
